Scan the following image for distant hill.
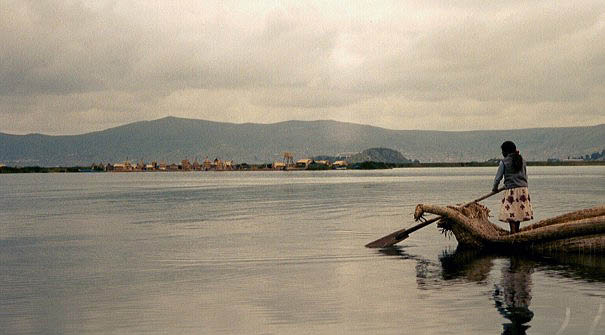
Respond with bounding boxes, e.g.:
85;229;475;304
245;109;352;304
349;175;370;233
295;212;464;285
0;117;603;166
348;148;414;164
313;147;413;164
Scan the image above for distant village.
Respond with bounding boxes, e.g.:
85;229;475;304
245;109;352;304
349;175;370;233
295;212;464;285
2;148;603;174
101;154;349;172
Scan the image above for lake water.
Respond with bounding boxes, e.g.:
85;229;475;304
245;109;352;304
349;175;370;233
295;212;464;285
1;166;604;334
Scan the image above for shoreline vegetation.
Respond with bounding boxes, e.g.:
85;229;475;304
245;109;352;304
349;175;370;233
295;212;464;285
1;160;604;174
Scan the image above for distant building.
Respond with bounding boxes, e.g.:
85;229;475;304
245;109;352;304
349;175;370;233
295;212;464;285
273;161;286;169
333;160;348;168
113;161;133;172
181;159;192;171
296;159;313;169
202;158;212;171
212;158;220;170
192;160;201;171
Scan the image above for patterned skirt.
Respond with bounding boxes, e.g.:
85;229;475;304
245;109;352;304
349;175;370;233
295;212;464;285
499;187;534;223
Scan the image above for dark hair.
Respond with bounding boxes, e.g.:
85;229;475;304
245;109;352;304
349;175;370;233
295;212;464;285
501;141;523;172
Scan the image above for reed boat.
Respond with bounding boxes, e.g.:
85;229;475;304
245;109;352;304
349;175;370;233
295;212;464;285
413;203;605;254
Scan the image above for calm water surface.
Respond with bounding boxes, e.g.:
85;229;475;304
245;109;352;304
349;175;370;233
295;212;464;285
1;166;604;334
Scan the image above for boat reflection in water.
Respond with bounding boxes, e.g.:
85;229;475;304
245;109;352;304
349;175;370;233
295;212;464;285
379;247;605;335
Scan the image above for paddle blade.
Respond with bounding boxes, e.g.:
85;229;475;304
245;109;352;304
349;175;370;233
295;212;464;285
365;229;409;248
366;190;502;249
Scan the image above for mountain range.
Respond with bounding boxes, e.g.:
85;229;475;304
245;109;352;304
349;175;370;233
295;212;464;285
1;117;603;166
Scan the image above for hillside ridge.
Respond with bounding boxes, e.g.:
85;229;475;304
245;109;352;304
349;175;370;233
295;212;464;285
1;117;603;166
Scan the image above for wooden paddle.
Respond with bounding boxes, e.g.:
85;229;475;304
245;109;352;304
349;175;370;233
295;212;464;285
365;189;504;248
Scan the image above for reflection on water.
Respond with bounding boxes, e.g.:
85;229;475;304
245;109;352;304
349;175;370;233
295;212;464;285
380;247;605;335
494;257;534;334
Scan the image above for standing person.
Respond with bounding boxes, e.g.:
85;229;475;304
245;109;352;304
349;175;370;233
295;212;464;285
493;141;534;234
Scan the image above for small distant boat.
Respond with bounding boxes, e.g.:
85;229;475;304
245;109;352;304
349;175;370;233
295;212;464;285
413;203;605;254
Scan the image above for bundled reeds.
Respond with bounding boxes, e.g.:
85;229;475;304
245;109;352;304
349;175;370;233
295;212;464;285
414;203;605;254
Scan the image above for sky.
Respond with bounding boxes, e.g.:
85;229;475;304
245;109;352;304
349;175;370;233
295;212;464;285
1;0;604;135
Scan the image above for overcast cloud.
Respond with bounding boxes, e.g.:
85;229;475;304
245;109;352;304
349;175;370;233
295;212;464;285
1;0;604;134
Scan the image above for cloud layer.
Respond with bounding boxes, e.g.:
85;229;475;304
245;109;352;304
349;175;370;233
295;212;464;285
1;0;604;134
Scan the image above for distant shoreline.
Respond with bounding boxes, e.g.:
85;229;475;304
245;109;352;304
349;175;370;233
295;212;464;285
392;160;605;168
1;160;603;173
